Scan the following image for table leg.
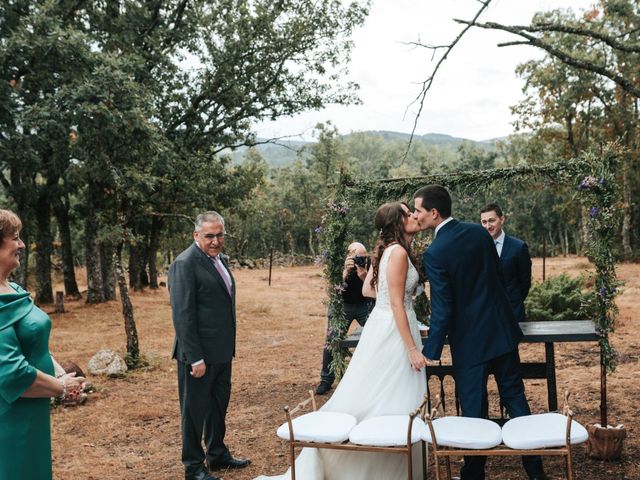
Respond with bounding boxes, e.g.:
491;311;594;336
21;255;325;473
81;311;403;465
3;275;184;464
545;342;558;411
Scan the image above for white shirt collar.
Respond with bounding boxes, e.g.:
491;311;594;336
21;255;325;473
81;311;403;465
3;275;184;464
494;230;506;245
434;217;454;237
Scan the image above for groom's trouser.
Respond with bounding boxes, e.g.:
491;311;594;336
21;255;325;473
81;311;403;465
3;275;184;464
319;301;372;385
454;350;545;480
178;360;232;475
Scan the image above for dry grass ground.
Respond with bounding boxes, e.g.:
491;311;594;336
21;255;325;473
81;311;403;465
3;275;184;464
48;257;639;480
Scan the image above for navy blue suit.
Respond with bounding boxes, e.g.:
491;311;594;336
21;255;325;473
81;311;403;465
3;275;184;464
423;220;522;366
499;235;532;323
423;220;543;479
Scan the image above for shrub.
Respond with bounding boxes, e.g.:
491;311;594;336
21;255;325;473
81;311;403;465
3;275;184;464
525;273;596;322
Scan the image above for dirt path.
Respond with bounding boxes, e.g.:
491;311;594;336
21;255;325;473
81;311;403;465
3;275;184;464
49;258;639;479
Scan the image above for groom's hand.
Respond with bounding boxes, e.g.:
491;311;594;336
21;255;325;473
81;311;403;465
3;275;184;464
425;358;440;367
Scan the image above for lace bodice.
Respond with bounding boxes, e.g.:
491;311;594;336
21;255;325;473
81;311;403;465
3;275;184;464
375;244;419;311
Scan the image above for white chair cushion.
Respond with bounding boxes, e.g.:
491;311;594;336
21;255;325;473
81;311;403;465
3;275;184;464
349;416;427;446
502;413;588;449
277;411;357;443
423;417;502;449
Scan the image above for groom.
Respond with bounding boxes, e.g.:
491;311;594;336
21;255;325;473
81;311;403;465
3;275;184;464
413;185;547;480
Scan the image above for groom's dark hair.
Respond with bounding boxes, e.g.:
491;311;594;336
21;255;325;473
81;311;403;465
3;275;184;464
414;184;452;218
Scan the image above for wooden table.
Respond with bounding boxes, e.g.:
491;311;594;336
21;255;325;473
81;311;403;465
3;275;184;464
341;320;599;412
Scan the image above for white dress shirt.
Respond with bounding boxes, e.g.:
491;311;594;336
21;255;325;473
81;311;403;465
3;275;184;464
494;230;506;257
434;217;455;238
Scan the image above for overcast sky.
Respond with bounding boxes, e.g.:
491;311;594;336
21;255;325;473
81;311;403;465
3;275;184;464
253;0;594;142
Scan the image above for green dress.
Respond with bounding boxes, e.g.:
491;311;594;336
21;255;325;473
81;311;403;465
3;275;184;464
0;282;54;480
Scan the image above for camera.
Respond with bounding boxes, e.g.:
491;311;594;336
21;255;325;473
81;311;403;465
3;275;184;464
354;255;368;268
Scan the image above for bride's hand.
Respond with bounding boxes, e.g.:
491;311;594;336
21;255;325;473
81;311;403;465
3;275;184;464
407;348;427;371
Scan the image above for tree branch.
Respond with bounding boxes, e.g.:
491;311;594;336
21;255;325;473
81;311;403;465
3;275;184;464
460;20;640;98
515;22;640;54
404;0;493;159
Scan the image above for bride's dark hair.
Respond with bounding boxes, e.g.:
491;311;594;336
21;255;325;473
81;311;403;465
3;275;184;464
370;202;419;289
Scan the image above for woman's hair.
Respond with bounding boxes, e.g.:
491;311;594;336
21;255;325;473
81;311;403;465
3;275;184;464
370;202;418;289
0;209;21;247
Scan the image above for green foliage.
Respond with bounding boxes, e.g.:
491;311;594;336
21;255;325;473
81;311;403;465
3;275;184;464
525;274;596;322
576;150;622;372
317;175;352;379
413;289;431;325
0;0;370;266
511;0;640;259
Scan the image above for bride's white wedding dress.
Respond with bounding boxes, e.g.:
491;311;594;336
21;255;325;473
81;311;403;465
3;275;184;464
255;244;427;480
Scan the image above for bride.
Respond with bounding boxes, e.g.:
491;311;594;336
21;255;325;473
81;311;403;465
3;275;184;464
256;201;428;480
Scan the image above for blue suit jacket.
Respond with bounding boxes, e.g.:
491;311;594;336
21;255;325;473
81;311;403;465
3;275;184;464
423;220;522;367
499;235;532;322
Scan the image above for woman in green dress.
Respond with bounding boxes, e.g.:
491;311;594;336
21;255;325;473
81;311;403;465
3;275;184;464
0;209;85;480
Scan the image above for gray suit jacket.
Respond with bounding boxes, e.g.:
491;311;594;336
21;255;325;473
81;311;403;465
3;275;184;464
169;243;236;365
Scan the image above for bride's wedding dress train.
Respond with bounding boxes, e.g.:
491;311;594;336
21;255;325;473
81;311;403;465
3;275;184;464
255;244;427;480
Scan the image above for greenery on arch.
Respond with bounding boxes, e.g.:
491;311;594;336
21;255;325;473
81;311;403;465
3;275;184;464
318;145;622;377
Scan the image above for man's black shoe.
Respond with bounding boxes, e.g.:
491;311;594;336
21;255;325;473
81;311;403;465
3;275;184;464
209;456;251;470
185;470;221;480
315;382;332;395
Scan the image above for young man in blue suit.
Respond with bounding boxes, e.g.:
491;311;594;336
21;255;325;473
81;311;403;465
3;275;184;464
480;203;532;323
413;185;547;480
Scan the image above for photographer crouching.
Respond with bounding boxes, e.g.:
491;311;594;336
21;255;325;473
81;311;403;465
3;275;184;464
315;242;374;395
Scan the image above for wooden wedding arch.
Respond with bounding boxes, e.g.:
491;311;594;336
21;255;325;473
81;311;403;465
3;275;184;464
319;145;621;427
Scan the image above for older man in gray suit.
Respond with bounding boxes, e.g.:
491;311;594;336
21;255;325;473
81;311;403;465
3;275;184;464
169;211;250;480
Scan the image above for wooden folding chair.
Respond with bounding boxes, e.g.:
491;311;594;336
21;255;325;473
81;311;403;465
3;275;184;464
278;391;430;480
424;392;588;480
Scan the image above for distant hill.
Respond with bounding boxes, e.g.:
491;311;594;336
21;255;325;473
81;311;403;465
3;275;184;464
230;131;500;167
364;130;473;148
229;139;308;167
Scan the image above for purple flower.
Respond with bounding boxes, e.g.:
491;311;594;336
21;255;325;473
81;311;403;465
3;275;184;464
329;202;350;214
597;286;616;301
314;226;323;234
589;207;599;218
578;175;598;191
332;283;346;294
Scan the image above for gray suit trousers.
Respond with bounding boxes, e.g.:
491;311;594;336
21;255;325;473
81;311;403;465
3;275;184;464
177;360;232;474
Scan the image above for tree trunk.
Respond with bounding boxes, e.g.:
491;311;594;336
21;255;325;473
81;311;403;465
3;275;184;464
128;243;142;291
53;195;81;298
565;113;578;157
620;151;633;260
548;231;557;257
147;217;162;289
139;255;149;288
116;246;140;368
308;228;316;256
13;207;30;288
6;171;32;287
85;214;105;304
35;193;54;304
100;241;116;300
